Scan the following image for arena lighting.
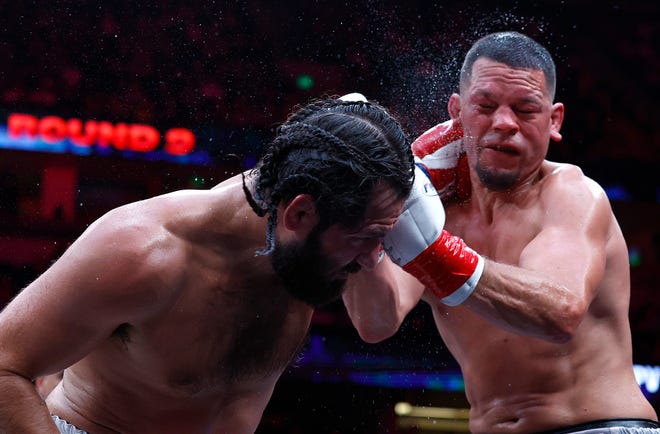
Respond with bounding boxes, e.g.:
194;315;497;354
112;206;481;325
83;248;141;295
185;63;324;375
0;113;211;164
635;364;660;394
296;74;314;90
604;184;633;201
297;335;660;399
628;246;642;267
395;402;470;432
349;370;464;391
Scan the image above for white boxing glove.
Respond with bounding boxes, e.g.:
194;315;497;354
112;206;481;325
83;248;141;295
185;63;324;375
383;162;445;266
382;163;484;306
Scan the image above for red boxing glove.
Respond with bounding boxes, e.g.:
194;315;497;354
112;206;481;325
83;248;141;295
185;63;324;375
411;119;471;202
402;229;484;305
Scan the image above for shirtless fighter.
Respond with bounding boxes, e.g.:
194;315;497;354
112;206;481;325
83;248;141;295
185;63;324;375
345;32;659;433
0;95;414;433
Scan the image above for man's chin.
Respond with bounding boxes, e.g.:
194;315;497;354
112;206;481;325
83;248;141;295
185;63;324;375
476;165;520;191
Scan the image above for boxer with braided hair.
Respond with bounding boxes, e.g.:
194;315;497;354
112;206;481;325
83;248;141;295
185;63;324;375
347;32;659;433
0;95;414;433
245;96;413;254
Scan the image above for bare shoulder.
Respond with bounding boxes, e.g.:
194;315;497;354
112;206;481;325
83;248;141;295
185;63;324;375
540;161;614;231
542;161;609;205
42;189;225;318
93;200;185;271
87;180;249;277
14;181;246;324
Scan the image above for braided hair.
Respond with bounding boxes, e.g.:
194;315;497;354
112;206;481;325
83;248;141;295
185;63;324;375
243;96;414;255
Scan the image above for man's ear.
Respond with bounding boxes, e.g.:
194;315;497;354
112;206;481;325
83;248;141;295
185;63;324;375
448;93;461;120
281;194;319;234
549;102;565;142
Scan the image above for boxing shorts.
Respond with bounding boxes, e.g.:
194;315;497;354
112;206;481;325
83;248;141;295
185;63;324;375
52;415;89;434
536;418;660;433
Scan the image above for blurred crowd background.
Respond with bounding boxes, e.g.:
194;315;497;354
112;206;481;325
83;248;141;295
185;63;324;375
0;0;658;432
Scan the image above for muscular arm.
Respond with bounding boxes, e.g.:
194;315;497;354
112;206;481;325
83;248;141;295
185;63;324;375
0;205;180;432
462;169;612;343
343;258;425;343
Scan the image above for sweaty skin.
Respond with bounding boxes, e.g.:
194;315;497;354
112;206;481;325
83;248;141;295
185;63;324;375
432;161;654;433
0;173;403;434
345;58;657;434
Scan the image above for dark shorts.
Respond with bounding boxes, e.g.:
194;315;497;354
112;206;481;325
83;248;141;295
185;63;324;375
52;415;89;434
536;418;660;434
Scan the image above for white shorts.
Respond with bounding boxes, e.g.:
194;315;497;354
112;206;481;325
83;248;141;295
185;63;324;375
52;415;89;434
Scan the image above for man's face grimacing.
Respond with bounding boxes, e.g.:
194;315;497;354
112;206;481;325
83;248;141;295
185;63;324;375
272;183;405;307
456;58;563;191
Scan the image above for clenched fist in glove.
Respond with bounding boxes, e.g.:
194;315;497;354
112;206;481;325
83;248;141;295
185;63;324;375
382;163;484;306
412;119;471;203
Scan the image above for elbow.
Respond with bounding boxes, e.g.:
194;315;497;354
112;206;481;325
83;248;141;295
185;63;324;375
355;321;399;344
544;298;587;344
359;332;393;344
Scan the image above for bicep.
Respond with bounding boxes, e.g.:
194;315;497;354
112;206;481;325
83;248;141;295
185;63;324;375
519;184;610;304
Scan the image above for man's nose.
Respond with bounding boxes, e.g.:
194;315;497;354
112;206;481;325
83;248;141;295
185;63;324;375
492;106;519;133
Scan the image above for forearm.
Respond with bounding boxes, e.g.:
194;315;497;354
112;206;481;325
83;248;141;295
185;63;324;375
0;372;60;433
343;261;423;343
463;260;583;343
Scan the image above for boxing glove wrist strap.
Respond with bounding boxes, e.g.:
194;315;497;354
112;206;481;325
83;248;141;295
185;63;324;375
402;229;484;306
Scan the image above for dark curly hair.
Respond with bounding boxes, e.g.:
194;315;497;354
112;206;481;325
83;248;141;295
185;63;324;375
243;95;414;255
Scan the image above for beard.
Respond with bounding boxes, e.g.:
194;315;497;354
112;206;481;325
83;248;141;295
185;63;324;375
475;162;520;191
271;227;361;307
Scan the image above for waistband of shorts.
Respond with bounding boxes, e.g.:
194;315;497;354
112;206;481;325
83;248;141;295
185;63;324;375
535;418;660;434
52;415;90;434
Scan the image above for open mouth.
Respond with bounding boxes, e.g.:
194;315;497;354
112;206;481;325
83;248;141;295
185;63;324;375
487;145;519;155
